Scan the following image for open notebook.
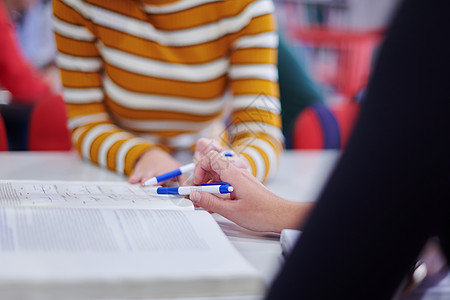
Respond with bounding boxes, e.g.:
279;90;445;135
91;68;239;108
0;180;264;299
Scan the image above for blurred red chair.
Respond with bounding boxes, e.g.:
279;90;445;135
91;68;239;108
293;103;341;149
28;94;72;151
0;113;7;151
293;101;360;150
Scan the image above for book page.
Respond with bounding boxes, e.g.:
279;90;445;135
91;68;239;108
0;180;193;210
0;207;264;299
0;207;207;252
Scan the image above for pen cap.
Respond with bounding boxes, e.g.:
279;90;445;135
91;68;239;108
219;184;233;193
201;182;233;194
221;151;234;157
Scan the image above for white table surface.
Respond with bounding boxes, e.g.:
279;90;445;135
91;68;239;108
0;150;340;291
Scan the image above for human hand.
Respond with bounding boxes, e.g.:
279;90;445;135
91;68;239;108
190;151;311;232
128;147;189;186
194;138;249;170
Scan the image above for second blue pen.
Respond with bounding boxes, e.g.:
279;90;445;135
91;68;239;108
147;183;234;195
142;151;234;186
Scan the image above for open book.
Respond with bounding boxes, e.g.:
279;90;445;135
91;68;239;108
0;180;264;299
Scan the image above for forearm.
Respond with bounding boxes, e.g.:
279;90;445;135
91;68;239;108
267;0;450;298
71;122;158;175
231;132;283;182
227;1;284;182
271;200;313;233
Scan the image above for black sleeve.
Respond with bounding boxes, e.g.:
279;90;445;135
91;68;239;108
266;0;450;299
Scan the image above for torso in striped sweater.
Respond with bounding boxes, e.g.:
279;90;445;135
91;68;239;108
53;0;283;181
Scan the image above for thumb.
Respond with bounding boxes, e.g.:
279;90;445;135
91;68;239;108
190;191;229;215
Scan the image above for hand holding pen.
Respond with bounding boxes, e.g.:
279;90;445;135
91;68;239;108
129;147;187;186
130;139;226;186
194;138;249;170
130;138;248;186
140;145;236;195
142;151;233;187
145;182;234;196
189;150;307;233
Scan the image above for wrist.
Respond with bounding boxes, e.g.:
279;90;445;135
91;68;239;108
272;200;312;233
135;146;166;162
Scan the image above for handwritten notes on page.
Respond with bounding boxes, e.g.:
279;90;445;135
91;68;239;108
0;180;192;210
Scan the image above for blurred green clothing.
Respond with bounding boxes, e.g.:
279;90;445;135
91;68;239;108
278;36;323;148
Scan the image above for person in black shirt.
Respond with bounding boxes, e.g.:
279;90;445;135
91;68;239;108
190;0;450;298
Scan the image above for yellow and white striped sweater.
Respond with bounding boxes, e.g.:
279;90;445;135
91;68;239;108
53;0;283;182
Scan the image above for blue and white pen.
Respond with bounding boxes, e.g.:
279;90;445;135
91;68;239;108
143;162;195;186
142;151;234;186
146;183;234;195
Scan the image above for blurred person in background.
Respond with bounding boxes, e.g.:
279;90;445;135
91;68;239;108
0;0;52;150
4;0;60;92
0;0;50;103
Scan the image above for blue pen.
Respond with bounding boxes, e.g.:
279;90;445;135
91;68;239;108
146;183;234;195
142;151;233;186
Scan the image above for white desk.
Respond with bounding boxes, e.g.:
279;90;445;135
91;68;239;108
0;150;340;289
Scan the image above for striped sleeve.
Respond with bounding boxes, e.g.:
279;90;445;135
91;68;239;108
52;0;156;176
227;0;284;182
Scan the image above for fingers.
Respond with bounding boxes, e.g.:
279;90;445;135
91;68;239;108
194;150;237;185
194;138;223;163
227;154;250;170
128;176;140;184
190;191;231;216
129;148;183;185
176;174;192;186
128;170;155;184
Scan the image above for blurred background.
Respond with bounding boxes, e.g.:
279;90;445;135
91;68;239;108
273;0;401;148
0;0;402;151
275;0;399;103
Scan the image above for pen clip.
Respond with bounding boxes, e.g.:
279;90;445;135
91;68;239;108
220;151;234;157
